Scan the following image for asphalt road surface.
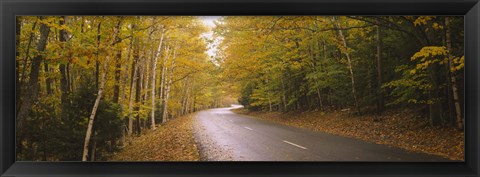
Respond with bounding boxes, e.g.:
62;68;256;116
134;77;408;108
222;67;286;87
192;105;452;161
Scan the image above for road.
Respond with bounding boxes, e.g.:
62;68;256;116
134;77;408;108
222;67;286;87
192;106;452;161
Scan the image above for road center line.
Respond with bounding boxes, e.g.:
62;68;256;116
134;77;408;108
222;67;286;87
282;140;308;150
243;126;253;131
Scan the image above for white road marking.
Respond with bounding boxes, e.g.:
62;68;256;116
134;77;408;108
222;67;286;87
244;126;253;131
282;140;308;150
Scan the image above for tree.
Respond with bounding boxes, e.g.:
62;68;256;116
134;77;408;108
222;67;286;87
150;28;165;129
376;18;385;113
16;17;51;156
82;18;121;161
445;17;463;130
332;16;360;114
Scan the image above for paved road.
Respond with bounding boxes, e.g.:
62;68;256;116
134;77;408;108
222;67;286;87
192;106;452;161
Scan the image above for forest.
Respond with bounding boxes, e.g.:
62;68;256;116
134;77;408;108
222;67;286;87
16;16;464;161
217;16;464;126
16;16;232;161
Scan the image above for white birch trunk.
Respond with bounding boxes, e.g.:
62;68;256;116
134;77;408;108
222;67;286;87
82;56;110;161
162;45;178;123
160;46;170;106
150;29;165;129
445;17;463;130
128;49;139;136
82;19;121;160
333;17;360;114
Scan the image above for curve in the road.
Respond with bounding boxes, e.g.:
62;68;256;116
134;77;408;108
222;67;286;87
193;106;453;162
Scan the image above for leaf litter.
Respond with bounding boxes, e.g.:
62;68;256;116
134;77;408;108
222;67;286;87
109;114;200;161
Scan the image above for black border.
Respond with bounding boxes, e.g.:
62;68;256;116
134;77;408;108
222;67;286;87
1;0;479;176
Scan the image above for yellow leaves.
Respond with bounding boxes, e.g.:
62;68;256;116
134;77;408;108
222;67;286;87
410;46;464;73
432;22;444;30
38;16;57;25
414;59;438;70
409;69;416;75
412;16;445;32
413;16;436;26
410;46;447;73
451;56;464;72
411;46;448;62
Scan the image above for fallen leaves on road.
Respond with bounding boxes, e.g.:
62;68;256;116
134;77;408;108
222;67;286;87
233;108;464;161
109;114;200;161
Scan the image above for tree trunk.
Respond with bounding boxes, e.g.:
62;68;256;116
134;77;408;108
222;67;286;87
81;56;110;161
110;20;122;153
151;29;165;129
82;17;122;161
428;63;443;126
113;48;122;104
84;19;121;161
376;19;385;113
95;22;102;90
445;17;463;130
182;80;191;115
121;26;134;110
159;45;170;112
59;16;70;120
111;20;122;104
135;60;142;134
68;64;74;92
44;63;52;95
90;136;97;161
16;17;22;114
16;17;50;146
280;74;287;112
162;45;177;123
316;88;323;110
128;34;139;136
139;44;146;108
95;22;102;89
160;46;170;104
21;21;37;86
266;78;273;112
135;36;145;134
333;17;360;114
180;79;187;115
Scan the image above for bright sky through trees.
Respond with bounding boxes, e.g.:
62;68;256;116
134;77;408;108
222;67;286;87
200;16;221;58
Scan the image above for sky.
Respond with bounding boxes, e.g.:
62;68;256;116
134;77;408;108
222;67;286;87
199;16;222;59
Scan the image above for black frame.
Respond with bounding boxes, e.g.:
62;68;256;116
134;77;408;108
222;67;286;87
1;0;479;176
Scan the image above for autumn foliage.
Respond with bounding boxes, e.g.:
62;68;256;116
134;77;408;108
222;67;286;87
16;16;464;161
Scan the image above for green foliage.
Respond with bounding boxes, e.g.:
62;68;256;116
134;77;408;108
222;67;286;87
383;65;430;105
18;76;123;161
